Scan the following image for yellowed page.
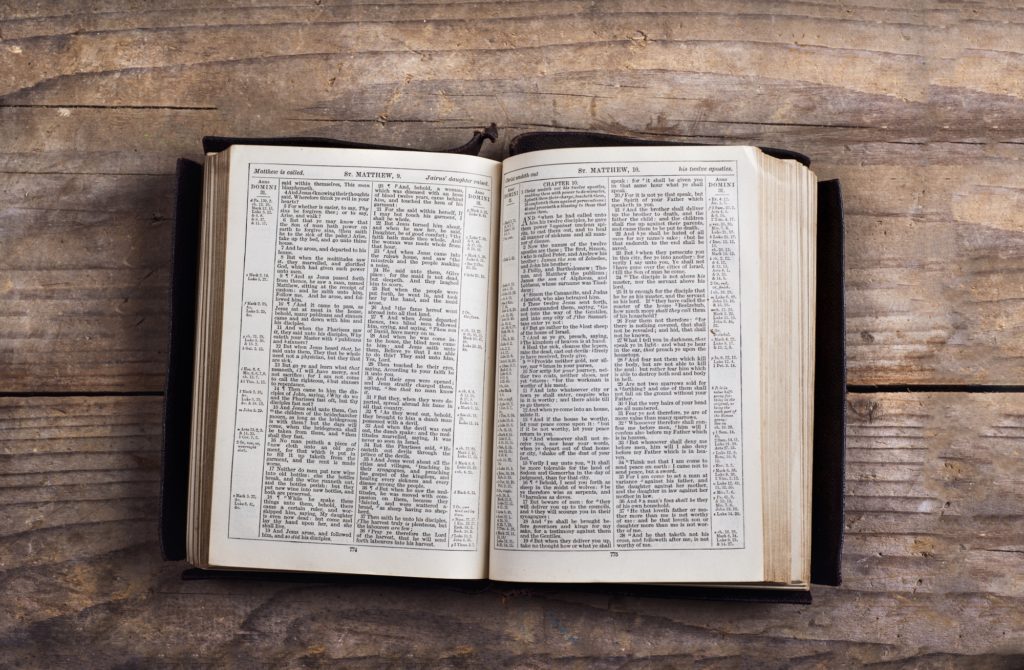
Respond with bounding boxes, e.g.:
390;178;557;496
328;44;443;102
206;145;501;579
489;145;764;583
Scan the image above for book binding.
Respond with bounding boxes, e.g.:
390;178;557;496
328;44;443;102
160;130;845;602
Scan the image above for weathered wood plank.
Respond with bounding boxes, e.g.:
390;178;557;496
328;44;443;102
2;1;1023;665
0;1;1020;128
0;171;172;392
1;393;1022;665
843;394;1024;597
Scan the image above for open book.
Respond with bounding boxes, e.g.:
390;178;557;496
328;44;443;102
184;139;819;589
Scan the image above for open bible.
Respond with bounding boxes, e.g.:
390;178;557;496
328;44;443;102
177;135;833;591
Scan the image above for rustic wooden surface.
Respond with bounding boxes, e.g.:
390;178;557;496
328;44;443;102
1;1;1022;666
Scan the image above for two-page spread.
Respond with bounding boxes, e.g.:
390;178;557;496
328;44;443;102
185;142;817;588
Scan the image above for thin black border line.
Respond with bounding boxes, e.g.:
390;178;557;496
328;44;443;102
352;179;375;544
447;185;467;548
490;185;520;553
503;158;737;177
516;184;522;551
500;166;748;555
847;384;1024;393
255;169;283;537
506;172;738;189
705;174;714;546
497;546;743;553
702;168;748;550
503;169;753;557
226;535;476;552
249;162;492;187
0;390;166;398
607;175;616;548
226;165;254;536
476;184;494;555
226;173;480;551
737;162;746;552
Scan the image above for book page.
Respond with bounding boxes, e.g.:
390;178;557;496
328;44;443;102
490;146;764;583
207;145;501;579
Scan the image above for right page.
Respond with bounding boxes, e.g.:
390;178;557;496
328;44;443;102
490;145;766;583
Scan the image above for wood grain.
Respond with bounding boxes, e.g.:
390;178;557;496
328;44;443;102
1;393;1022;666
1;1;1024;390
2;1;1023;665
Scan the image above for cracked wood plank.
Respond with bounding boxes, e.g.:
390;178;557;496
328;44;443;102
0;393;1021;665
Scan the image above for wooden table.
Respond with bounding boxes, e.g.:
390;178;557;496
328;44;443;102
2;2;1023;665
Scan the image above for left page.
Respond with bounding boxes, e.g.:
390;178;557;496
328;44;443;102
206;145;501;579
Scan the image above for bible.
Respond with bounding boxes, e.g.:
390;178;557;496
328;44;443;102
165;131;844;594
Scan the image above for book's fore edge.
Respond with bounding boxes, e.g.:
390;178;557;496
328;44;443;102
160;158;204;561
810;179;846;587
179;569;812;604
202;123;499;155
507;130;811;167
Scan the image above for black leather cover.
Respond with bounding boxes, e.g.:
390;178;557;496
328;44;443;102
161;158;203;561
201;123;498;155
810;179;845;587
161;129;844;603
